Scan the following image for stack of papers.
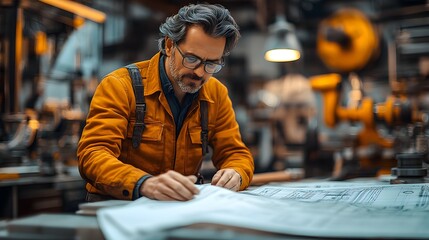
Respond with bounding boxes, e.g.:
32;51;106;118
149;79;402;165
97;182;429;240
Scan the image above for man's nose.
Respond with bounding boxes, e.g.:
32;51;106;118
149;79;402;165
194;64;206;78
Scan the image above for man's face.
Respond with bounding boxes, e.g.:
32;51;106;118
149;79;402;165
169;49;202;94
166;25;226;94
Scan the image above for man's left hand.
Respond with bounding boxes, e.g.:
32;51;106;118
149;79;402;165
211;169;241;191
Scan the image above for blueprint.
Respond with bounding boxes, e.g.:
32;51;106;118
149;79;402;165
97;182;429;240
245;181;429;211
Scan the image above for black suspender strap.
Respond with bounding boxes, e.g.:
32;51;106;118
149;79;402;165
200;101;209;156
125;64;146;148
197;100;209;184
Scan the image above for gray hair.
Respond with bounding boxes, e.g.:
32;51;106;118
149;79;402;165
158;3;240;56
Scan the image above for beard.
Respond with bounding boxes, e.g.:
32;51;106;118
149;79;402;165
170;55;205;94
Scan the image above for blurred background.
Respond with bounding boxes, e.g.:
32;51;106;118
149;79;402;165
1;0;429;219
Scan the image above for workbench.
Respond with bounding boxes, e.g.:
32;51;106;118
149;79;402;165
0;167;86;220
0;177;427;240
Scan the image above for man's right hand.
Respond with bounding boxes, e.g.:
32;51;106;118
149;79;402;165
140;170;199;201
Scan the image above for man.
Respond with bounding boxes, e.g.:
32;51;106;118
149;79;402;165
77;3;254;201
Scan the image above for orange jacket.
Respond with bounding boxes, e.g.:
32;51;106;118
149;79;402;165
77;52;254;200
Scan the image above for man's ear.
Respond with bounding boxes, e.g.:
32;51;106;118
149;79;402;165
165;37;173;56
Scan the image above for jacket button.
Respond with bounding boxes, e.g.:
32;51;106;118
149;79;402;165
122;190;129;196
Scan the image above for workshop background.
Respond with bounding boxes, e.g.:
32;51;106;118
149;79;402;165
1;0;429;219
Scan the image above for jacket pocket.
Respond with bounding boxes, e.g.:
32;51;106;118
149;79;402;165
123;120;165;174
189;127;202;144
127;120;163;140
186;127;203;175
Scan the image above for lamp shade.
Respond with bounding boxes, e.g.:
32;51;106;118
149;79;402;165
264;16;301;62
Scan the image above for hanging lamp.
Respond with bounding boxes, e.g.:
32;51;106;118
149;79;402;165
264;15;301;62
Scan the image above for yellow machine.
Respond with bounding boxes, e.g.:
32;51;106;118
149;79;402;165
316;8;379;73
310;73;425;176
310;8;428;180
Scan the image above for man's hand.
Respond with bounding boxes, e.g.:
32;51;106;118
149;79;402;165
140;170;199;201
211;169;241;191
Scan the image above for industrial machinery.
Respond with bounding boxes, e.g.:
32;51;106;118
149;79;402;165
0;0;105;219
0;0;104;175
309;7;429;183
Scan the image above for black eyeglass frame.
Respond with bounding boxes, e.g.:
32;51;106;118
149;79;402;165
174;43;225;74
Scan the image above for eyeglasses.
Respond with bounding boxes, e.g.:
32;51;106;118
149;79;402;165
175;44;224;74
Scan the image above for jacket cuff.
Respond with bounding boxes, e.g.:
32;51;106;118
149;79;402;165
132;174;152;200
